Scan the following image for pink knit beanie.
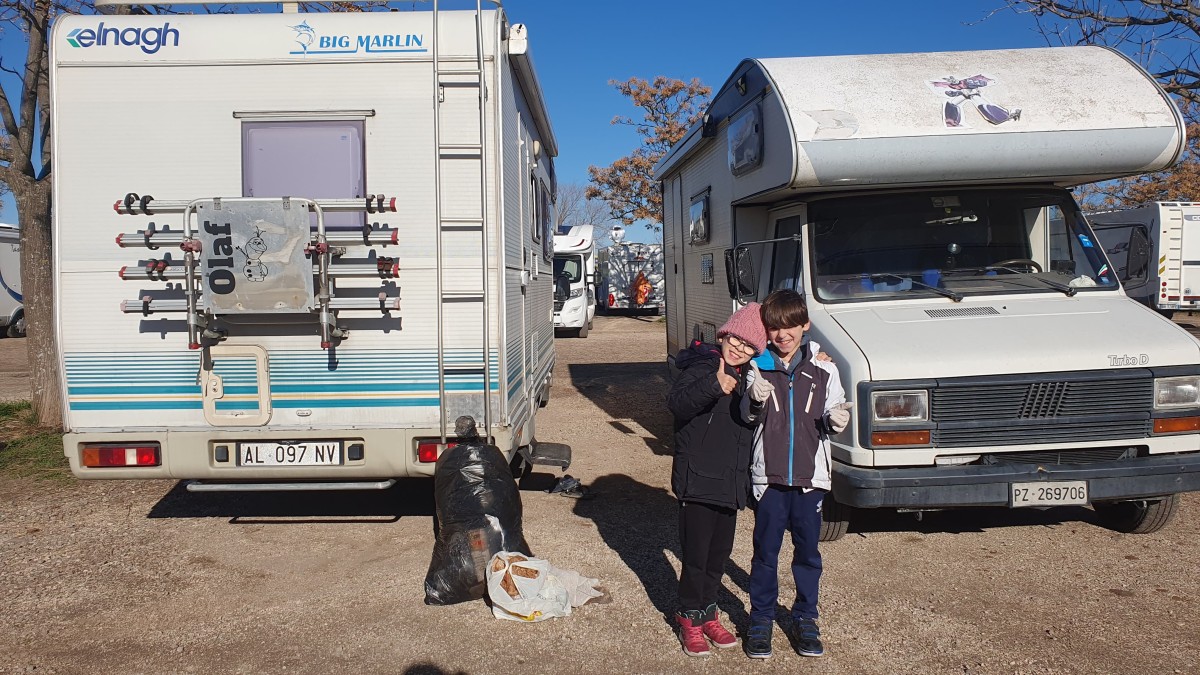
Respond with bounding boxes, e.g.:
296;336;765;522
717;302;767;355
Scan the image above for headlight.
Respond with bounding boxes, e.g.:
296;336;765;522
1154;376;1200;409
569;288;584;299
871;390;929;422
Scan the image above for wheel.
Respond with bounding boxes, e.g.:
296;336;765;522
1157;308;1175;320
577;321;588;338
1093;494;1180;534
6;311;24;338
818;493;851;541
987;258;1043;273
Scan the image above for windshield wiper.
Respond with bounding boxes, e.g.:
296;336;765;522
980;267;1077;297
876;273;963;302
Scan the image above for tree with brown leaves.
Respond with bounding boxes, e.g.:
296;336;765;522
586;77;710;237
998;1;1200;112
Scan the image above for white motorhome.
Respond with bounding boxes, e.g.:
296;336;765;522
552;224;596;337
1086;202;1200;317
657;46;1200;539
0;224;23;337
51;3;569;489
598;227;665;314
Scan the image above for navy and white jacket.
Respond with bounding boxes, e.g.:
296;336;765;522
743;339;846;498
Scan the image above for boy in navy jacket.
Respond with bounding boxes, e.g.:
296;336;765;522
741;290;851;659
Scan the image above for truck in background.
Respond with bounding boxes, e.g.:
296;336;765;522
657;46;1200;540
598;226;665;315
1086;202;1200;318
552;224;596;337
52;2;569;489
0;224;23;338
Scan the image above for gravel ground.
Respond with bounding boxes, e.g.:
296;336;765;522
1;317;1199;674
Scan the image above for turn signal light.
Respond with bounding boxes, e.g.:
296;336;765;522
416;441;457;463
871;430;931;447
1153;417;1200;434
81;444;160;467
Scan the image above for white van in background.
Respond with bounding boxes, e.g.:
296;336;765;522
657;46;1200;539
1087;202;1200;317
0;224;23;338
553;224;596;337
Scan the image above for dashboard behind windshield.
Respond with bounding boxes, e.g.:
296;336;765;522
808;189;1118;302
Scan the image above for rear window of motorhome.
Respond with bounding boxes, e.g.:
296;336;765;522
808;189;1118;303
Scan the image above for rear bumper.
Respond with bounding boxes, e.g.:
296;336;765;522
832;453;1200;508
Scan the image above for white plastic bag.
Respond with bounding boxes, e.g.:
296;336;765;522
485;551;605;622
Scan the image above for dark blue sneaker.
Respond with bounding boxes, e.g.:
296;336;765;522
744;620;773;659
792;617;824;657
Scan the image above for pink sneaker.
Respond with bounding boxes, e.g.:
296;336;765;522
700;606;739;649
676;613;711;657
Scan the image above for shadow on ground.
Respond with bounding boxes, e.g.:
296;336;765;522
567;361;673;456
573;473;753;631
146;478;436;524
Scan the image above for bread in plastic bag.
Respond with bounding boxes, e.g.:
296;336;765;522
486;551;607;622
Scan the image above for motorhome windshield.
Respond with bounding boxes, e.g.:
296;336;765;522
554;254;583;284
809;189;1118;303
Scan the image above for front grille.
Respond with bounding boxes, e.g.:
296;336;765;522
553;300;564;312
928;372;1154;447
981;446;1138;466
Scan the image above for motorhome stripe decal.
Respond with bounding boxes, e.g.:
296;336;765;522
0;267;21;303
64;350;503;411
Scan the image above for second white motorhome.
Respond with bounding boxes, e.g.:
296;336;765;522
0;224;22;338
52;3;569;489
1086;202;1200;317
657;46;1200;539
552;224;596;337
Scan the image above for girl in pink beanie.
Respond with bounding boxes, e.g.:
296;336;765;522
666;301;770;656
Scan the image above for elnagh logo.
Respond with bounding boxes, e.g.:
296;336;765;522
287;20;426;56
66;22;180;55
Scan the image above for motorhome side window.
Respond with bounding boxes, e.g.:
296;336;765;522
540;181;554;263
770;215;803;291
810;189;1119;303
242;120;365;228
530;174;541;245
689;192;709;244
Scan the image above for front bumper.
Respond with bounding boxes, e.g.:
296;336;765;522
832;453;1200;508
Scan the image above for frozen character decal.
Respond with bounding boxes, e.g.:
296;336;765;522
291;21;315;55
236;226;269;283
927;74;1021;128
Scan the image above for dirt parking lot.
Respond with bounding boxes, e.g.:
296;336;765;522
1;318;1199;674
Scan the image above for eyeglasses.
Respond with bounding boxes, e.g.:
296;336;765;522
724;335;757;355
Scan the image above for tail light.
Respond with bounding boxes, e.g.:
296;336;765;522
608;293;615;307
81;443;160;467
416;440;457;463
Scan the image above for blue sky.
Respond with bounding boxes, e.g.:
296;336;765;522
0;1;1047;240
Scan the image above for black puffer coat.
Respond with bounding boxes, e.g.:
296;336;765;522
667;341;765;510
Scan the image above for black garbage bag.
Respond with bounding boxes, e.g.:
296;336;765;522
423;417;532;605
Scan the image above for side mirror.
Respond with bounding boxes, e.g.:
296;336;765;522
1126;228;1150;280
724;247;757;301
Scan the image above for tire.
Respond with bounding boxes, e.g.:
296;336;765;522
819;493;851;541
1093;494;1180;534
6;311;24;338
1157;309;1175;320
577;322;588;338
